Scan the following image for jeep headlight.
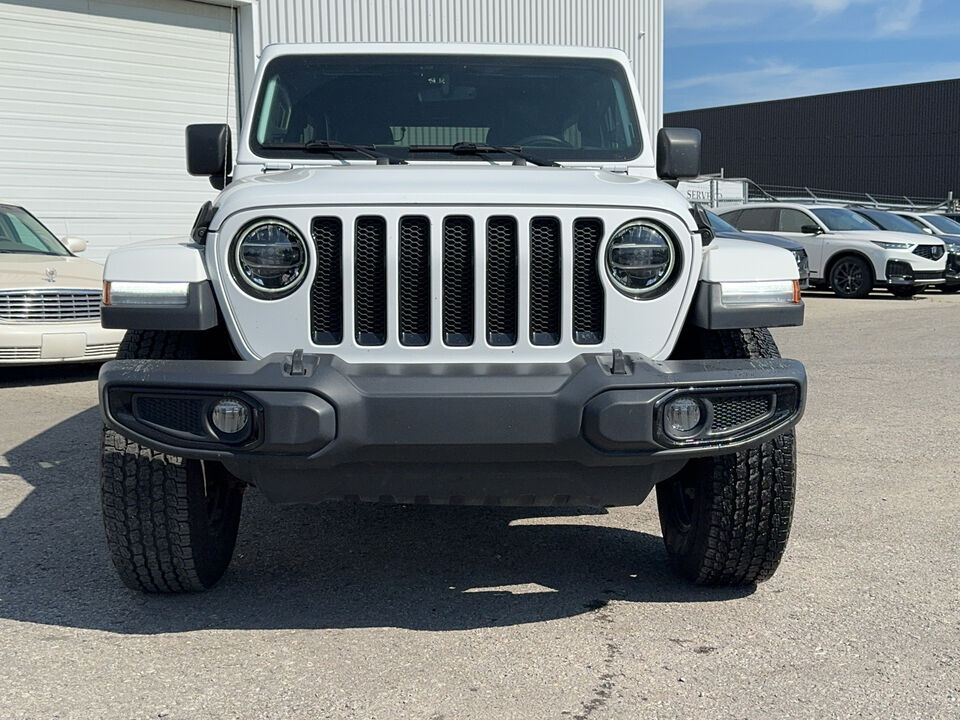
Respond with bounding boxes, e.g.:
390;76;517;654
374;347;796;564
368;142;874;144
605;221;678;298
231;219;307;298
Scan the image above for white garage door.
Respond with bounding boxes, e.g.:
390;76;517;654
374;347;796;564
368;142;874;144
0;0;237;262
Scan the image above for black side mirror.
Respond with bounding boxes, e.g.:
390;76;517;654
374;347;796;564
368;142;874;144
800;224;822;234
657;127;701;180
186;123;232;189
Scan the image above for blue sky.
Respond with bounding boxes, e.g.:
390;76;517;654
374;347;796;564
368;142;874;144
664;0;960;111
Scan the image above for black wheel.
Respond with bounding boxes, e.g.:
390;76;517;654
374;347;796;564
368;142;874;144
100;330;244;593
890;286;923;298
658;328;796;585
940;285;960;294
829;255;873;298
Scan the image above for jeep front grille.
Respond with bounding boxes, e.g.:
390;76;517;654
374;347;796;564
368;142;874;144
307;213;605;349
0;290;101;323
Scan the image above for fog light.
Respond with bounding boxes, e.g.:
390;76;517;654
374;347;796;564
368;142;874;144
663;397;703;439
210;399;249;435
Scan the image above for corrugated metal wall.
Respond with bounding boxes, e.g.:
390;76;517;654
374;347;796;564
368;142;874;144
253;0;663;140
665;79;960;200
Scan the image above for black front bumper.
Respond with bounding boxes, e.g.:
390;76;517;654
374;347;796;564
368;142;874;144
99;352;805;506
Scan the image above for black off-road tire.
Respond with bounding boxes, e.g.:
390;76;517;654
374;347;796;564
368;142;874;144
100;329;244;593
938;285;959;294
829;255;873;298
657;328;797;585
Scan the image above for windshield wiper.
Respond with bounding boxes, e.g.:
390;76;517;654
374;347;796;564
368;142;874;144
260;140;406;164
408;142;559;167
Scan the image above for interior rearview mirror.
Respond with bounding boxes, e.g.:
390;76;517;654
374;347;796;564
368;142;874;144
656;127;701;180
186;123;232;190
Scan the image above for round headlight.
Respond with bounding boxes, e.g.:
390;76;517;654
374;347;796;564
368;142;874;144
231;219;307;298
605;222;678;298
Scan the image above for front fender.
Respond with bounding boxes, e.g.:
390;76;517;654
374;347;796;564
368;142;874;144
101;237;219;331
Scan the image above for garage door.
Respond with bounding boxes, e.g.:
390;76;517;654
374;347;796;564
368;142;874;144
0;0;237;261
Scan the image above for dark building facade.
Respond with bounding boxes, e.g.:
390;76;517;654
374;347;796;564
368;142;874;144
665;79;960;200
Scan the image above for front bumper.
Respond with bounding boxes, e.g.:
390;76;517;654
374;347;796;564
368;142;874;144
99;352;805;506
0;321;125;365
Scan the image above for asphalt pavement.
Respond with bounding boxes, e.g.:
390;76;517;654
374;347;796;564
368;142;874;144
0;291;958;719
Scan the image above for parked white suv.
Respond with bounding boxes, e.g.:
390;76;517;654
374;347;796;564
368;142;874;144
97;44;807;593
719;203;946;298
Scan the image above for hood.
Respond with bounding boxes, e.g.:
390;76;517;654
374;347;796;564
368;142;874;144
0;253;103;291
211;165;693;230
715;229;803;251
827;229;935;245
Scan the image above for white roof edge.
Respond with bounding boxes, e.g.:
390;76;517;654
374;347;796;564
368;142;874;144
259;42;630;62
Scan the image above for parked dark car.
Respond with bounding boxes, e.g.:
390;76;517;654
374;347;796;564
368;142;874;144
852;207;959;293
705;209;810;287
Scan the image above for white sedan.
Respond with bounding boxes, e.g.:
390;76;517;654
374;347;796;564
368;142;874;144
0;203;124;364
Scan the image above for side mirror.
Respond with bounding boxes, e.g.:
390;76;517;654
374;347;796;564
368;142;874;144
186;123;232;189
800;224;822;235
922;227;935;234
63;236;87;253
657;127;701;180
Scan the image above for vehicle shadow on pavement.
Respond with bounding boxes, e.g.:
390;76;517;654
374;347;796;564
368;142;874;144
0;408;753;635
0;363;102;388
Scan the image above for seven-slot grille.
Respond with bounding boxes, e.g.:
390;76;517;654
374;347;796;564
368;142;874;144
0;290;101;323
309;214;605;348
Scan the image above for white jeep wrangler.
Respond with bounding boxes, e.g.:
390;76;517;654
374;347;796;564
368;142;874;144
98;44;806;593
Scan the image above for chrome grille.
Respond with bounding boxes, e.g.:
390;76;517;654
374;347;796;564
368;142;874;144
0;290;101;323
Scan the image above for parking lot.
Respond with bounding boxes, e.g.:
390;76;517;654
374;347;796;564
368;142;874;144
0;292;957;719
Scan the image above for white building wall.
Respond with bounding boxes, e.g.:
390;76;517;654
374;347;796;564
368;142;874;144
249;0;663;140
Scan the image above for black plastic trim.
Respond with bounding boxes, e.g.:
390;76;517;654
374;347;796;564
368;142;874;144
691;281;804;330
101;281;220;331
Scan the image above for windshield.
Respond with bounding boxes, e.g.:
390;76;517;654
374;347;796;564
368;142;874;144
810;208;880;232
706;209;738;233
0;206;69;256
921;214;960;234
250;54;642;162
856;209;926;234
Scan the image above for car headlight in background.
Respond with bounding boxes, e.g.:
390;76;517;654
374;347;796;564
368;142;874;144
231;219;308;298
871;240;913;250
605;221;679;298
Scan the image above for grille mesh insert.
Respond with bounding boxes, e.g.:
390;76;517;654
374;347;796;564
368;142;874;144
398;216;431;346
572;218;605;344
310;217;343;344
442;216;475;346
354;216;387;346
529;217;562;345
136;397;206;437
485;216;518;346
711;396;772;432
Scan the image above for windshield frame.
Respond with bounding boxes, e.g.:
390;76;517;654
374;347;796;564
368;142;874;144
0;205;70;257
247;52;644;164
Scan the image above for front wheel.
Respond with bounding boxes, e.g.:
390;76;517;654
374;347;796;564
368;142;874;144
658;327;797;585
100;329;243;593
829;255;873;298
939;285;960;294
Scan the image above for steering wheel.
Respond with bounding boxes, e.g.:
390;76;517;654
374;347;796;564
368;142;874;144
515;134;572;148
